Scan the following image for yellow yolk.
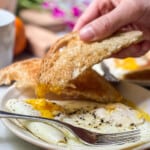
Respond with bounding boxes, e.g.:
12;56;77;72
36;84;49;98
26;99;63;118
115;58;139;70
36;84;62;98
123;99;150;122
105;105;116;112
137;110;150;122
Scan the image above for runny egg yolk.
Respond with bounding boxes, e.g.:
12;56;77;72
115;58;139;70
36;84;62;98
26;99;63;118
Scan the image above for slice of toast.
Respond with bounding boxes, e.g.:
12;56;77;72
0;58;41;89
58;68;122;102
0;58;122;102
39;31;143;92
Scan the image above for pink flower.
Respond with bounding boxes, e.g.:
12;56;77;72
72;7;82;17
52;7;65;18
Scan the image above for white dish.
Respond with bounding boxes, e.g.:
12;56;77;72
0;82;150;150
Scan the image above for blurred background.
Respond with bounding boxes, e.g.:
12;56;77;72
0;0;91;58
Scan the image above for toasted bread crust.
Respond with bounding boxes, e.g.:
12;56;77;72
39;31;143;89
60;68;122;102
0;58;41;89
0;58;122;102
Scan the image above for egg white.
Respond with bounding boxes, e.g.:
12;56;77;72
6;99;66;145
54;101;144;133
5;98;150;149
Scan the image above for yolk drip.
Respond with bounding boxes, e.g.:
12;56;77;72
124;99;150;122
36;84;49;98
137;110;150;122
26;99;63;118
36;84;62;98
115;58;139;70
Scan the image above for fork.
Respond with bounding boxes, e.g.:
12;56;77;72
0;110;140;145
101;61;119;83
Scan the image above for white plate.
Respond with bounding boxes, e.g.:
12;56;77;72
0;82;150;150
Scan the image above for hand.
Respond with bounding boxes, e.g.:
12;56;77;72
74;0;150;58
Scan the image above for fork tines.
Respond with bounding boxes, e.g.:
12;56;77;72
95;129;141;145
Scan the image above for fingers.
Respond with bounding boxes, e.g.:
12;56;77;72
112;41;150;58
74;0;114;31
137;41;150;56
73;0;100;31
79;0;140;41
112;44;142;58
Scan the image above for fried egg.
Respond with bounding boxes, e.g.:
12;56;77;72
5;98;150;148
103;57;148;79
6;99;66;145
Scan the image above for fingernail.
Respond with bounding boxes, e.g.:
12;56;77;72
80;26;95;41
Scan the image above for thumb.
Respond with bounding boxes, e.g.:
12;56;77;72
79;1;139;41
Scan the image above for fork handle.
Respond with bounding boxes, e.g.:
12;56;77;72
0;110;98;144
0;110;68;127
0;110;87;134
